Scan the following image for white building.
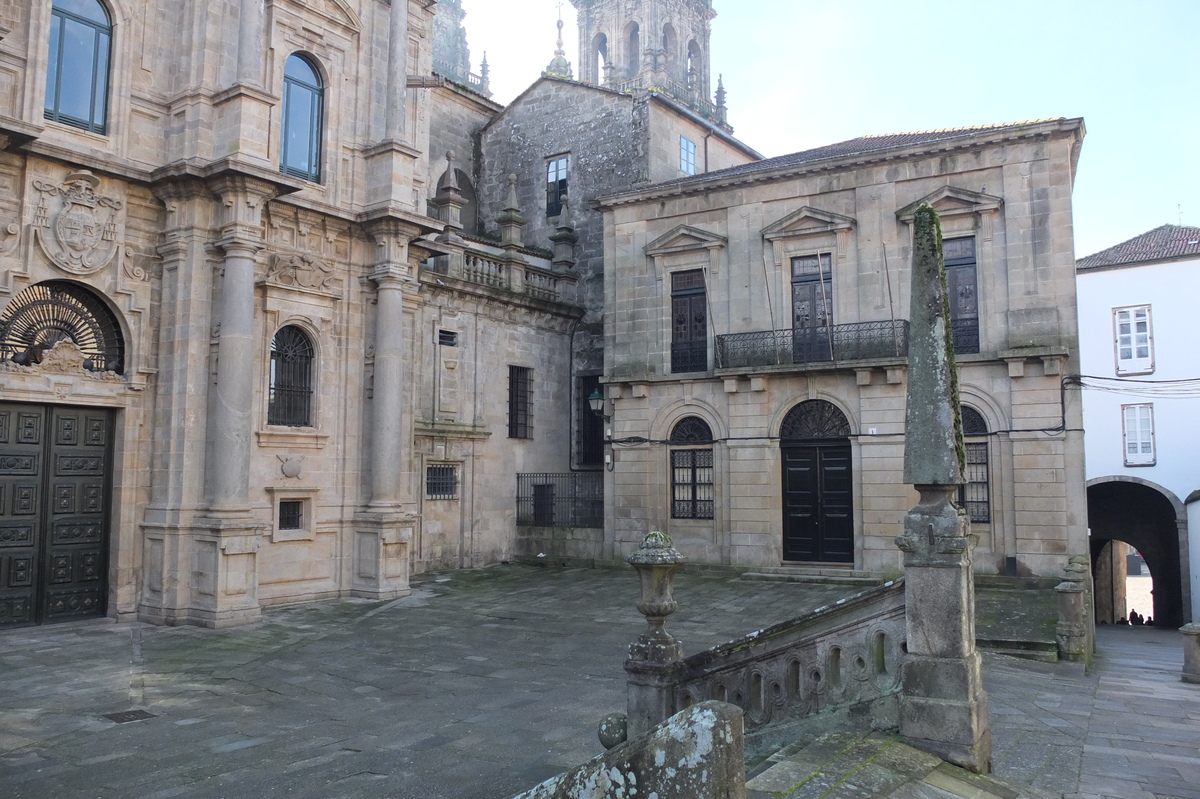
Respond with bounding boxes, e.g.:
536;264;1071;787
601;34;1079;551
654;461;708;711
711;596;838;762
1077;224;1200;625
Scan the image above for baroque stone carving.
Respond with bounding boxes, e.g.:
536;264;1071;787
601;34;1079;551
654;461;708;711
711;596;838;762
123;242;162;281
32;171;123;275
0;222;20;256
0;340;123;382
265;252;341;294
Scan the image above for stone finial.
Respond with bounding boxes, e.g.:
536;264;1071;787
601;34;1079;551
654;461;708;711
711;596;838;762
480;52;490;92
497;174;527;250
715;75;727;122
903;203;964;487
550;195;578;270
432;151;466;244
626;532;686;664
543;16;574;79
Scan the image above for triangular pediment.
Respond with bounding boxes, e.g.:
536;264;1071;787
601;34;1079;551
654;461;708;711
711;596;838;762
896;186;1003;221
275;0;361;32
761;207;856;241
645;225;727;256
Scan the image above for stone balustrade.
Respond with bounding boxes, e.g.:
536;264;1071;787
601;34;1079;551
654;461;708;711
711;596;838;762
429;243;576;305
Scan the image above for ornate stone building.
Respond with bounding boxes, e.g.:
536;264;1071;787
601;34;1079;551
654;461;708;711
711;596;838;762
0;0;581;628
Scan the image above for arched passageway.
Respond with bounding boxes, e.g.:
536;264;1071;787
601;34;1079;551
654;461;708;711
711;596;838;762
1088;479;1186;627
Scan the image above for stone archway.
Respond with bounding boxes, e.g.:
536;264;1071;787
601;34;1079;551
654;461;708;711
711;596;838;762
1087;477;1188;627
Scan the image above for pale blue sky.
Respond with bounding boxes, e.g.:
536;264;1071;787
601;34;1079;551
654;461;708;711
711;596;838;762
466;1;1198;259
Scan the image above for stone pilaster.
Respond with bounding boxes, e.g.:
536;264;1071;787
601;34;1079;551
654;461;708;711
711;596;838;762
213;0;274;166
896;203;991;773
362;0;420;212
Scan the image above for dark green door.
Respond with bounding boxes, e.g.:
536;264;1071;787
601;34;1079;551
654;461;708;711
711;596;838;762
0;403;111;627
781;444;853;563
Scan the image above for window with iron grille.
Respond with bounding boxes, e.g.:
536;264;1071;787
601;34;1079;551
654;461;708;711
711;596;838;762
269;326;314;426
278;500;304;531
1122;403;1155;466
508;366;532;439
546;155;568;217
426;464;458;499
576;375;604;468
671;270;708;373
680;136;697;175
45;0;112;134
1113;305;1153;375
670;416;714;519
957;407;990;523
944;237;979;354
438;329;458;347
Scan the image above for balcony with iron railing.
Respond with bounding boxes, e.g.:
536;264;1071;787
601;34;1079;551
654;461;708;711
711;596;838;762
715;320;911;371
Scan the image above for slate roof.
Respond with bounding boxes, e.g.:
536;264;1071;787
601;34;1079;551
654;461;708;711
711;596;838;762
1077;224;1200;270
647;119;1068;190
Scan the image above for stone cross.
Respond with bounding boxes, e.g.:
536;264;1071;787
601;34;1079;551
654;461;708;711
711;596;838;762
895;203;992;773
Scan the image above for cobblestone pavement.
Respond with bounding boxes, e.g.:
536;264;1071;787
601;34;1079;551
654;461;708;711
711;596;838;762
2;565;1198;799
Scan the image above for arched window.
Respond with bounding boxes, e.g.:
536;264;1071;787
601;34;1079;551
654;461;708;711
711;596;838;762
593;33;609;84
780;400;850;440
959;406;990;523
0;280;124;373
670;416;713;520
281;54;324;182
686;40;703;89
662;24;678;74
269;326;314;426
626;23;641;79
45;0;112;133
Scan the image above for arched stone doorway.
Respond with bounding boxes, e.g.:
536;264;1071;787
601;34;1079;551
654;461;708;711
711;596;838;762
1087;478;1188;627
779;400;853;564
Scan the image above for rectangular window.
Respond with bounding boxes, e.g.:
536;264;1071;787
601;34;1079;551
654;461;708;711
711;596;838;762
278;500;304;531
426;464;459;499
791;253;834;363
957;442;990;523
508;366;532;439
546;155;569;217
576;375;604;468
1122;404;1155;466
671;270;708;373
944;237;979;354
671;449;714;519
1114;306;1154;375
438;329;458;347
680;136;697;175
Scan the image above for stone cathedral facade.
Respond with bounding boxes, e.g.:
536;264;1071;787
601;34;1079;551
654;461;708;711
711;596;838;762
0;0;1091;630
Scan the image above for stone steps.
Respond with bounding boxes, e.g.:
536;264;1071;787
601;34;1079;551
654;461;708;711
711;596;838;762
746;729;1054;798
742;567;884;587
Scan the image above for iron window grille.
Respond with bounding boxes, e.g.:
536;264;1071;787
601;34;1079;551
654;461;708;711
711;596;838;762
508;366;532;439
426;464;458;499
516;472;604;527
268;326;314;427
957;407;990;523
278;500;304;531
45;0;112;134
281;54;324;182
670;417;714;520
546;156;568;217
671;269;708;373
0;280;124;373
780;400;851;441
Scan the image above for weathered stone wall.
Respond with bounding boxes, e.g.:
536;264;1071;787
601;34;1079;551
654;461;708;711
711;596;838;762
646;99;756;183
427;84;501;234
598;122;1087;580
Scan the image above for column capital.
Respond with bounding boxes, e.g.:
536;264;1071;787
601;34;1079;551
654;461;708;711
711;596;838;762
208;173;279;250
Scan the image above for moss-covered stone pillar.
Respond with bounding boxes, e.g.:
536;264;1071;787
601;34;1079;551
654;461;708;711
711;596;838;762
895;203;991;773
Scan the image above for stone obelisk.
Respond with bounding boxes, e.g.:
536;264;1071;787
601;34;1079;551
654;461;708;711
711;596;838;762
896;203;991;772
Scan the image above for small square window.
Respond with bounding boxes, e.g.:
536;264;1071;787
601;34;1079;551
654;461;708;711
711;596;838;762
680;136;697;176
279;500;304;530
427;464;458;499
438;329;458;347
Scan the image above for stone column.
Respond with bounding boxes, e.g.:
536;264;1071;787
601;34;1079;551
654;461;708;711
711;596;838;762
386;0;410;144
214;0;273;164
187;175;277;628
364;0;421;211
236;0;265;87
353;217;426;599
895;203;991;773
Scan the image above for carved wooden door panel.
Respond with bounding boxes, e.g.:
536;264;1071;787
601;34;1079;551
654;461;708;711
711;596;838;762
781;444;853;564
0;403;110;627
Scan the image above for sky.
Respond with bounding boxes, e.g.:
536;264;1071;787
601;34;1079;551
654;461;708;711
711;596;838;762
462;1;1199;259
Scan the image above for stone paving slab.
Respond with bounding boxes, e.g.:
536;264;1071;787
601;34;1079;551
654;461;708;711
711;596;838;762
3;566;1200;798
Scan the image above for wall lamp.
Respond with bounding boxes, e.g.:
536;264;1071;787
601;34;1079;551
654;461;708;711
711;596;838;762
587;387;615;471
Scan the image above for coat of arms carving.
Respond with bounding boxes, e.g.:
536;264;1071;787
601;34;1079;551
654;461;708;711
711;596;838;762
32;170;124;275
265;252;341;294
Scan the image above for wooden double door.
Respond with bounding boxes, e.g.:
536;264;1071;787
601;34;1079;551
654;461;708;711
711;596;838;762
781;443;853;563
0;403;112;627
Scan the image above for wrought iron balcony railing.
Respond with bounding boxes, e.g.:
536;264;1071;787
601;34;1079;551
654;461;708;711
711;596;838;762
951;318;980;354
715;320;910;370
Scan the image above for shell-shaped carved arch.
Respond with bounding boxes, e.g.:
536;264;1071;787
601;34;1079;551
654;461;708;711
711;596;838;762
0;280;125;373
780;400;850;440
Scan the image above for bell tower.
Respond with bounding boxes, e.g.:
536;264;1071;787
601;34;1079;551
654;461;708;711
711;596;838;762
569;0;723;125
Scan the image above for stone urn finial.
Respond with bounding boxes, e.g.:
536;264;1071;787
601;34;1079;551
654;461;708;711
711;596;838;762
626;531;686;664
